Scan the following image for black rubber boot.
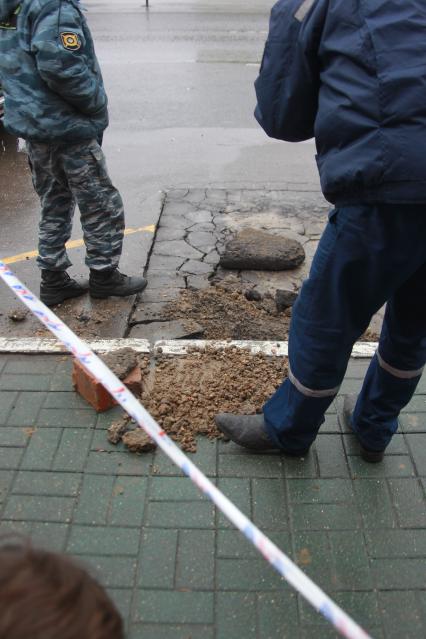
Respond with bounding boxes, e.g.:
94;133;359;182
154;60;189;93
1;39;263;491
40;270;88;307
89;268;147;299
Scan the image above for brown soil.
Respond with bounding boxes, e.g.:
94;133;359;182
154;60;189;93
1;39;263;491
141;346;288;452
161;284;380;342
122;429;157;453
162;285;292;341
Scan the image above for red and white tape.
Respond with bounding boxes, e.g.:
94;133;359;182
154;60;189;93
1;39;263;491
0;261;372;639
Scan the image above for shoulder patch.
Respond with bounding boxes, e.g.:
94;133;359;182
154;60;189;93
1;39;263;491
0;5;20;30
60;32;81;51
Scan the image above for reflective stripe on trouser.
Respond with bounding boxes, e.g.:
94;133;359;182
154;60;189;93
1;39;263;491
27;139;125;271
263;204;426;453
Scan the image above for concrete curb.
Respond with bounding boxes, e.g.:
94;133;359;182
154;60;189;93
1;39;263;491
0;337;377;358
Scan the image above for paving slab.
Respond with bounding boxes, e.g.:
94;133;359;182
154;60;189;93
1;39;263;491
0;352;424;638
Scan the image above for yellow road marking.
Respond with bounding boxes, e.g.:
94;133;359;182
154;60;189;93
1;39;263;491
1;224;156;265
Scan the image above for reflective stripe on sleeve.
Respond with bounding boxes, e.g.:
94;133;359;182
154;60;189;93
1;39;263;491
377;351;424;380
288;365;340;398
294;0;316;22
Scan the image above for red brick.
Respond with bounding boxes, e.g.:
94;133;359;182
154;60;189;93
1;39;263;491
72;359;115;412
123;365;143;396
72;360;143;411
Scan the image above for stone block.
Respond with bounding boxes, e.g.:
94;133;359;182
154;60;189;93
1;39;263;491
220;229;305;271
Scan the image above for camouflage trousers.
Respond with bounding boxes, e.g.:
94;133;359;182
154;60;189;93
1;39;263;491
27;139;125;271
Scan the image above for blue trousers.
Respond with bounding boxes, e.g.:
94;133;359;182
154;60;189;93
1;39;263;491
263;204;426;452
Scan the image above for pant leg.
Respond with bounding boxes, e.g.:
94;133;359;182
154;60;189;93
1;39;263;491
263;204;426;452
60;140;125;271
27;142;75;271
352;262;426;451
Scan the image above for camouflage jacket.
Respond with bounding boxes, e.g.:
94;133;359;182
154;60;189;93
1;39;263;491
0;0;108;142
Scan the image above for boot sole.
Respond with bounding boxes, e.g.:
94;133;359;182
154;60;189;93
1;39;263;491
89;282;148;299
40;288;87;307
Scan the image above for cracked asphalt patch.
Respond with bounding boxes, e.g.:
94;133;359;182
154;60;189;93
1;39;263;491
131;188;383;342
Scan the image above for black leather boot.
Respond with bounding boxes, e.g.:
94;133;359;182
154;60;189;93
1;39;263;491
40;270;88;307
89;268;147;299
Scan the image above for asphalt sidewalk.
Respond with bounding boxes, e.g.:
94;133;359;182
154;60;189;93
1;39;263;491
0;353;425;638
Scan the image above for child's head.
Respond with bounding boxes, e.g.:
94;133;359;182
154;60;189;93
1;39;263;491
0;539;124;639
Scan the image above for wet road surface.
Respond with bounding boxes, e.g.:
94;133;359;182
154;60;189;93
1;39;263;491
0;0;319;336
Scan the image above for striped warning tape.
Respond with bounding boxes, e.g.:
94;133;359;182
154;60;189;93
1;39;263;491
0;260;371;639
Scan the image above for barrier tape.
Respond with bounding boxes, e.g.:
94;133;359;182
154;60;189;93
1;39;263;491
0;261;371;639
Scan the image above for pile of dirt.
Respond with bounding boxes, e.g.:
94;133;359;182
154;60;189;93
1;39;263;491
141;346;288;452
162;285;292;341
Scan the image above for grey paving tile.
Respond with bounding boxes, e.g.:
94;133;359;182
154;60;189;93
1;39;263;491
0;374;52;391
175;529;215;589
7;391;47;427
219;453;283;478
133;590;214;624
86;450;154;475
216;477;250;528
3;494;74;522
216;558;287;591
150;476;205;502
3;356;59;375
288;478;354;504
292;531;334;587
217;530;291;560
366;529;426;558
128;624;214;639
388;478;426;527
53;428;93;471
315;435;349;478
13;471;80;496
43;391;93;410
0;470;13;504
349;455;415;478
379;591;426;639
251;477;288;530
67;525;140;556
216;592;256;639
146;501;215;529
30;522;69;552
0;390;18;424
0;426;31;447
138;528;178;589
406;434;426;475
328;531;373;590
257;591;299;639
0;446;23;469
353;478;397;528
373;558;426;588
20;428;62;470
74;474;115;525
109;476;147;527
38;408;97;428
85;555;138;588
291;503;361;531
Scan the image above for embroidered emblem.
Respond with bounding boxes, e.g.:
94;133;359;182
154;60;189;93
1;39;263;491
0;5;20;30
60;32;81;50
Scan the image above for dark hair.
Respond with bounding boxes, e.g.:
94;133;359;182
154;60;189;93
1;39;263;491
0;540;124;639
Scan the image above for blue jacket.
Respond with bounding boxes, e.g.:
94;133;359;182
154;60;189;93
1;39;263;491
0;0;108;142
255;0;426;205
